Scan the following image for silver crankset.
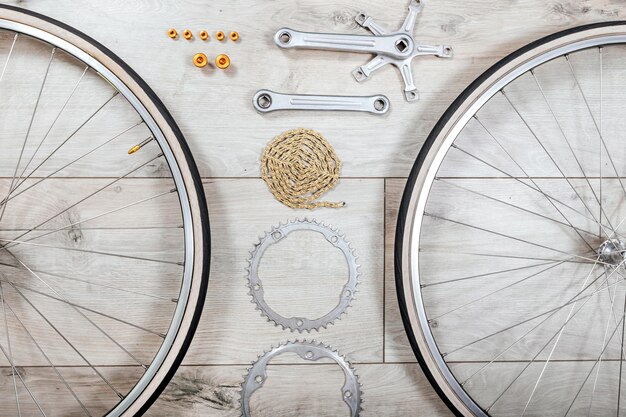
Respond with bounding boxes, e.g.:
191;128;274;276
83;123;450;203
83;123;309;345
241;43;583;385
273;0;452;102
253;90;390;114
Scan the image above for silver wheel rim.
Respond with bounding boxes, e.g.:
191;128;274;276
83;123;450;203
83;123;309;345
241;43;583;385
0;15;196;416
403;26;626;416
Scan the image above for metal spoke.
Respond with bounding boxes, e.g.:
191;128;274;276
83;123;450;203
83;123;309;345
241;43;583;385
447;267;609;358
4;188;176;249
0;340;45;416
15;66;88;191
0;91;120;210
430;260;567;320
617;286;626;417
0;33;18;82
486;259;626;411
600;47;604;238
458;258;602;384
563;301;624;416
0;278;165;338
473;115;609;246
421;249;595;265
2;293;91;416
452;142;618;238
449;213;626;361
0;237;183;266
3;153;163;245
0;47;56;225
523;72;615;234
6;250;148;369
422;260;560;288
566;54;626;200
436;178;600;238
0;256;175;302
2;122;144;208
0;281;20;416
585;268;620;416
424;212;612;267
7;282;124;399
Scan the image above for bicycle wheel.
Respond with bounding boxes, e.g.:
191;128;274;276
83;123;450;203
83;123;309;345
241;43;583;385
0;5;209;416
396;21;626;416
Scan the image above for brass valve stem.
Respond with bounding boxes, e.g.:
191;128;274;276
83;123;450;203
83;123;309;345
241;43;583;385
128;136;155;155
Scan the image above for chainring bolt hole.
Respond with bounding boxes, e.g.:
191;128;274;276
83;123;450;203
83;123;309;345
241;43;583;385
251;356;349;412
258;230;349;319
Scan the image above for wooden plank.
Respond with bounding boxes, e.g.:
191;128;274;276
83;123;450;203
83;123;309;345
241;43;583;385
388;176;626;363
384;178;416;363
6;0;626;178
0;363;452;416
4;0;626;415
184;179;385;364
149;363;452;416
3;361;624;416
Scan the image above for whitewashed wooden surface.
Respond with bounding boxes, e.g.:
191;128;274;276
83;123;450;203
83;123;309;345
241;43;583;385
5;0;626;415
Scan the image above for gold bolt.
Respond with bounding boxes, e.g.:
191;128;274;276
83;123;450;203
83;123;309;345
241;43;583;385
199;30;209;40
229;31;240;42
215;54;230;69
193;53;208;68
168;28;178;39
216;31;225;41
183;29;193;40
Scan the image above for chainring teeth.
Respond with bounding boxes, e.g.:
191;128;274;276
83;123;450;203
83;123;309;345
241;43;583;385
240;340;363;417
246;218;360;332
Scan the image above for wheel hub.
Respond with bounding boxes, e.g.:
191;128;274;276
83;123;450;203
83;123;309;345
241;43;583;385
597;238;626;266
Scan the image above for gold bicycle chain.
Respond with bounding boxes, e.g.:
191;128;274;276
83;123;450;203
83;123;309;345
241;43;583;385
261;128;344;209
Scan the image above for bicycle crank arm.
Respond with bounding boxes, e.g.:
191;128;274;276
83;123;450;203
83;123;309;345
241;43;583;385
273;1;453;102
274;28;414;60
253;90;390;115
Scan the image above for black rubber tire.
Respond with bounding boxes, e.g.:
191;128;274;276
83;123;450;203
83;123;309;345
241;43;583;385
395;20;626;417
0;5;211;416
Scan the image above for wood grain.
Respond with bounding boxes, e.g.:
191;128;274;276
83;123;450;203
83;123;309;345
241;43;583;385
2;0;626;415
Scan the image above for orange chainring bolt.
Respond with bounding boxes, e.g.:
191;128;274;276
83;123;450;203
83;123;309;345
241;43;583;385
183;29;193;40
215;54;230;69
199;30;209;40
229;31;240;42
215;31;225;41
167;28;178;39
193;53;208;68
